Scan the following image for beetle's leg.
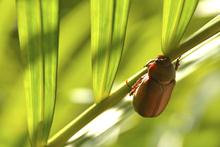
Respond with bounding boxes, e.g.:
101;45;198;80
125;80;131;89
129;75;145;96
128;59;156;95
175;56;181;70
130;58;156;95
126;80;138;96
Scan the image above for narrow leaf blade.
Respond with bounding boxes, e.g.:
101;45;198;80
107;0;130;95
91;0;130;102
17;1;44;146
41;0;59;144
162;0;199;55
16;0;59;146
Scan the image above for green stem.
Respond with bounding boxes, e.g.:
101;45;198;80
47;68;146;147
47;15;220;147
169;15;220;59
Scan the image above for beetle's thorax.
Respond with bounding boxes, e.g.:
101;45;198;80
148;56;175;83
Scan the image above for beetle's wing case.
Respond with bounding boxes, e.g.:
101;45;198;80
133;75;175;117
155;80;175;116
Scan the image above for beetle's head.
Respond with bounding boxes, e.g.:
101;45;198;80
156;55;171;67
148;55;175;82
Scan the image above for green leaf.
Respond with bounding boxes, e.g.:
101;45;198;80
162;0;199;55
47;14;220;147
172;15;220;59
16;0;59;146
91;0;130;102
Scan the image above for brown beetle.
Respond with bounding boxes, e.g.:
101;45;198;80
130;55;179;117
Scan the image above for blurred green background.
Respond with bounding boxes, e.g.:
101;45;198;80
0;0;220;147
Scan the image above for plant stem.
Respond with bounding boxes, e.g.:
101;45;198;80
47;15;220;147
169;15;220;59
47;68;146;147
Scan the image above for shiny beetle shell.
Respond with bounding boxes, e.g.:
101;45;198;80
132;55;176;117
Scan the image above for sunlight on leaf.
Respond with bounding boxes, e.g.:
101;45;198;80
173;15;220;59
16;0;59;146
185;15;220;42
162;0;199;55
91;0;130;102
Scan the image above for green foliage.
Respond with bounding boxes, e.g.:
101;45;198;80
48;15;220;147
162;0;199;55
0;0;220;147
16;0;59;146
91;0;130;102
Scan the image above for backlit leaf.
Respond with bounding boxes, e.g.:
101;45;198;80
91;0;130;102
16;0;59;146
162;0;199;55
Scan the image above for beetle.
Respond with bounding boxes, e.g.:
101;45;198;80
129;55;179;117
